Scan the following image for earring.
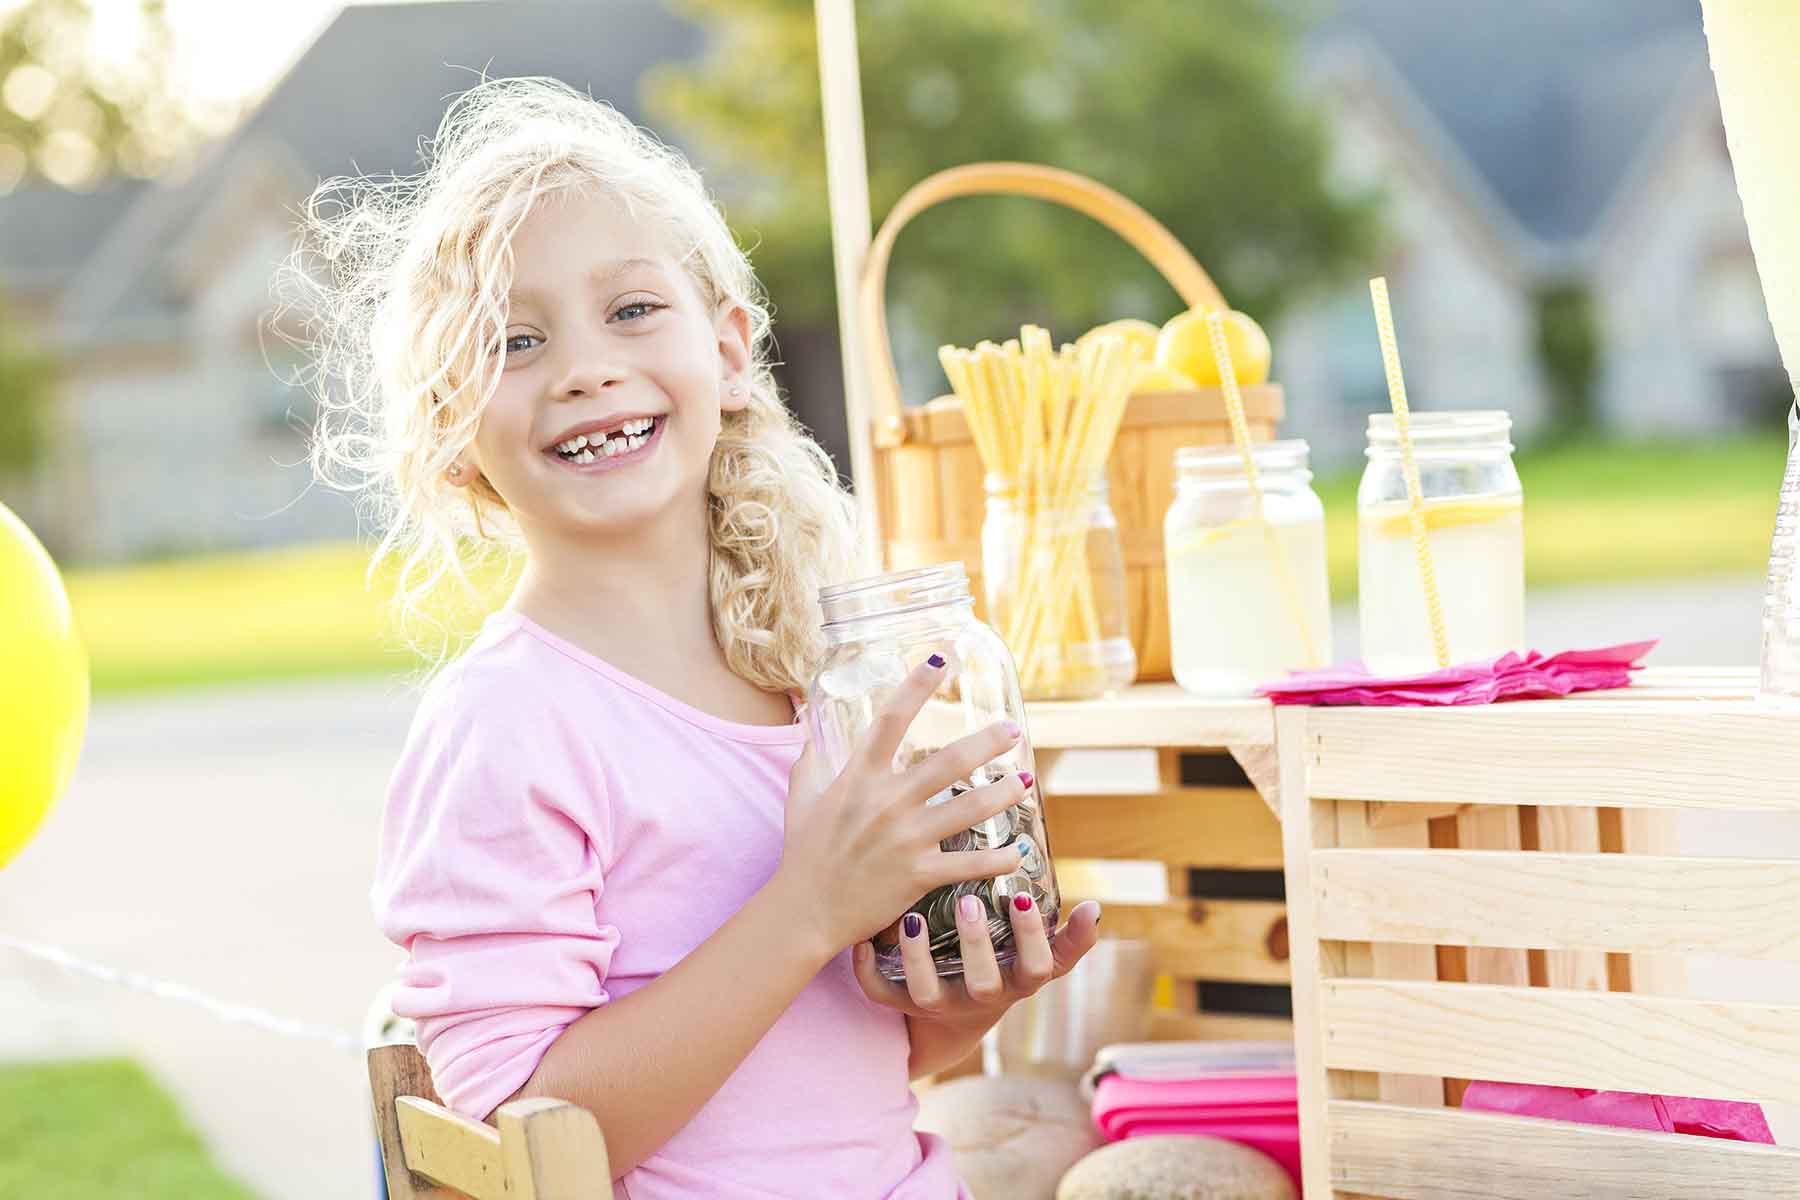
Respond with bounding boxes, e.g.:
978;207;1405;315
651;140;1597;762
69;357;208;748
447;462;464;479
729;385;744;397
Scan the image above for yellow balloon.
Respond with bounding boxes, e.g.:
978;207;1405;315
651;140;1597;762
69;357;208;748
0;501;88;868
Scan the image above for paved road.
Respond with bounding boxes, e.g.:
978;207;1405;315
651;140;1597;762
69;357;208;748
0;574;1791;1197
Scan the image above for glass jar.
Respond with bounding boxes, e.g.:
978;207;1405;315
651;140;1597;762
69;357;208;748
981;472;1136;701
1164;440;1333;696
1358;411;1524;675
807;563;1061;982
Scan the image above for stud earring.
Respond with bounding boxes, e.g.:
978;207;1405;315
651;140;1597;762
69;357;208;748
447;462;464;479
729;385;744;397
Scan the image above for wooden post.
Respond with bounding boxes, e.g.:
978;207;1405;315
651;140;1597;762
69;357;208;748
814;0;882;569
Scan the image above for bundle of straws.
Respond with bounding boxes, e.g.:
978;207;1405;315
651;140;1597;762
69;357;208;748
938;326;1143;696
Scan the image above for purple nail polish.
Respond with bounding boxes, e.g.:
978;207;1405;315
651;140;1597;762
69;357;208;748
903;913;923;939
1003;720;1021;740
1019;771;1034;789
927;653;946;670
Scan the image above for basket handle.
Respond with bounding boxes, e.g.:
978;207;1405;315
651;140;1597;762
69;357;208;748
858;162;1227;446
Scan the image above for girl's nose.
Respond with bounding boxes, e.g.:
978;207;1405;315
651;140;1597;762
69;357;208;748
551;359;626;400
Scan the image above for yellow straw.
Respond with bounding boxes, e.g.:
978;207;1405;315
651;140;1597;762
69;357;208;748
1205;313;1321;668
1368;277;1451;669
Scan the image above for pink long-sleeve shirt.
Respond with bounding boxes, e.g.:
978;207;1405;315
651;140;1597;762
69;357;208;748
371;610;965;1199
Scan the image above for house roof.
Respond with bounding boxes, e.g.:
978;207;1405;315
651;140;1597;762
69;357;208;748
45;0;703;344
1325;0;1709;248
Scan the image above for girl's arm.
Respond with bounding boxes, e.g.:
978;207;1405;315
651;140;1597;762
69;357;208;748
903;1011;997;1080
498;869;831;1176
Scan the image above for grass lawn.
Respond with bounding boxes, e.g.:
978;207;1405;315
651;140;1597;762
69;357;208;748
0;1058;259;1199
63;434;1784;696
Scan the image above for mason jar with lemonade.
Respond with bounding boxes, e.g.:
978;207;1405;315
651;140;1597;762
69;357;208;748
1358;411;1524;675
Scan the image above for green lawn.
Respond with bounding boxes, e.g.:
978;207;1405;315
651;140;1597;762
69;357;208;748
0;1058;259;1199
63;434;1785;696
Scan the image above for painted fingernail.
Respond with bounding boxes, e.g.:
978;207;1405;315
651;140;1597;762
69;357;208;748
927;653;946;669
959;894;981;922
903;913;923;939
1002;720;1021;740
1013;893;1033;913
1018;771;1034;789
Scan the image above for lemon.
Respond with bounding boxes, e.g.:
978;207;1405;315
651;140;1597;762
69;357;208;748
1132;361;1199;394
1079;318;1161;362
1363;495;1523;538
1156;308;1271;387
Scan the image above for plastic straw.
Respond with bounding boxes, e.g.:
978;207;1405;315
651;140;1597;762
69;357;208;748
1368;276;1451;669
1205;312;1321;668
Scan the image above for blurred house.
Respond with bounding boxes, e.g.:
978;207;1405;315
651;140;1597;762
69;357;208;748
0;0;703;561
0;0;1784;561
1279;0;1787;466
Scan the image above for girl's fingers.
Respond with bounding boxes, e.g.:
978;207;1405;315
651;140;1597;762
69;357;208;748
852;941;907;1007
908;720;1022;801
955;894;1005;1002
898;912;943;1010
926;845;1028;891
859;655;951;771
1050;900;1104;977
920;771;1030;844
1005;892;1054;992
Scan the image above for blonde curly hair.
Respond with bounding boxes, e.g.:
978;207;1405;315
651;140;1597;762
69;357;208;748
277;76;858;692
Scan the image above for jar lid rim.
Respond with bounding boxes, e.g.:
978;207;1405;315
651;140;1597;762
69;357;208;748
1366;410;1512;440
1176;438;1311;469
819;561;969;605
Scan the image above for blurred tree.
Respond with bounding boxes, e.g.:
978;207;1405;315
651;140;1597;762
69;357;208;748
649;0;1379;403
0;304;56;475
0;0;216;192
1535;279;1599;434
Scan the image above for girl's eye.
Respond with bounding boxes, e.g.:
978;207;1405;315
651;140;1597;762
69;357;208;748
611;300;665;323
504;333;540;355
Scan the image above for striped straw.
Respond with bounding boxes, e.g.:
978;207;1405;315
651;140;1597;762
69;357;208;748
1368;277;1451;668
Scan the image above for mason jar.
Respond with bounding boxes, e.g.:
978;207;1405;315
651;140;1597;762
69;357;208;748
1164;440;1332;696
808;563;1061;982
981;472;1136;701
1359;411;1524;675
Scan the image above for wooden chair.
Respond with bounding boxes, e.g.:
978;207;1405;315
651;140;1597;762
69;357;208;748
1277;698;1800;1198
367;1043;610;1199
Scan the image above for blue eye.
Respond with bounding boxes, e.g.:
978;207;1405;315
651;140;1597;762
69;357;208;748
504;333;540;354
612;301;663;322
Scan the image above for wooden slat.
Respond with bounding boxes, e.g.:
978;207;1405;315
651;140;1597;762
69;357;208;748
1044;786;1281;868
1452;807;1531;987
1313;849;1800;961
1321;979;1800;1103
397;1098;505;1199
1307;705;1800;811
1522;805;1609;991
1098;899;1290;984
1276;707;1336;1200
1025;683;1274;748
1150;1008;1294;1042
1329;1101;1800;1199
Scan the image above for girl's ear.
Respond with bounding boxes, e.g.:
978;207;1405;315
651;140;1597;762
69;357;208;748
717;302;753;413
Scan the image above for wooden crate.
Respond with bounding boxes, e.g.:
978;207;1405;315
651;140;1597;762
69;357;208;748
1278;676;1800;1197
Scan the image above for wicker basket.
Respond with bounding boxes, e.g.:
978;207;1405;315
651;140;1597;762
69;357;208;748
858;162;1283;681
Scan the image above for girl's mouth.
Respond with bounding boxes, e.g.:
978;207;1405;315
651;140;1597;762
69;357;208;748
546;415;665;472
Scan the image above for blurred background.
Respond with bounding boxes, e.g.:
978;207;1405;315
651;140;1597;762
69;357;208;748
0;1;1787;1197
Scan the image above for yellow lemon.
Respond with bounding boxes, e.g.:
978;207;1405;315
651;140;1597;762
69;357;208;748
1156;308;1271;387
1131;361;1199;394
1363;495;1523;539
1079;317;1161;362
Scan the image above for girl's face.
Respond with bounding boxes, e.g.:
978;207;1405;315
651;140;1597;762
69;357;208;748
460;188;749;541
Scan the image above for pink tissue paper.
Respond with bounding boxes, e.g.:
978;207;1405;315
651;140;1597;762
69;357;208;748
1462;1081;1773;1144
1258;640;1658;706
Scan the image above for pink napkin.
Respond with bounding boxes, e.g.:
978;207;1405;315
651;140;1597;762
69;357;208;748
1091;1073;1300;1189
1257;640;1658;706
1463;1081;1773;1143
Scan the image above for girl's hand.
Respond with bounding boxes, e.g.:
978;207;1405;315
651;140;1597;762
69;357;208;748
851;897;1103;1028
777;656;1033;958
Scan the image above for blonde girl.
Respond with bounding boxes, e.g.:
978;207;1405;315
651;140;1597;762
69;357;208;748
288;76;1100;1198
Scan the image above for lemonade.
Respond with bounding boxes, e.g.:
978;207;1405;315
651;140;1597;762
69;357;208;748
1165;440;1331;696
1359;495;1524;676
1168;513;1332;695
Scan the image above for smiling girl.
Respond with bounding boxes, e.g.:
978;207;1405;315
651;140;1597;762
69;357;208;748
287;77;1099;1198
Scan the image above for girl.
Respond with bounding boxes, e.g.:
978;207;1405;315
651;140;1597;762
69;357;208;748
291;77;1101;1197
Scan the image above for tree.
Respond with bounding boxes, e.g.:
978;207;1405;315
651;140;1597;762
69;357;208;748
0;304;56;478
0;0;220;192
648;0;1380;404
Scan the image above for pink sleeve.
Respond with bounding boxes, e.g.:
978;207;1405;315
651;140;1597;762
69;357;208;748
370;677;619;1122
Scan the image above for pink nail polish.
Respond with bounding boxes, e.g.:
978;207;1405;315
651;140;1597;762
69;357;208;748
1012;893;1032;913
959;894;981;922
1019;771;1034;789
1002;720;1022;741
